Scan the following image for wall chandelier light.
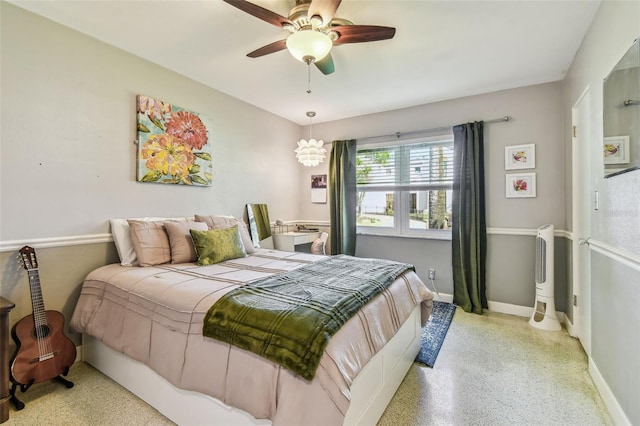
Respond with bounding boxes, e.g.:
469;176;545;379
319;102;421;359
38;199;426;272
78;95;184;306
295;111;326;167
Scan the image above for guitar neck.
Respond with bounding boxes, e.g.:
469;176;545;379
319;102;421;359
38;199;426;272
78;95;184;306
27;268;48;327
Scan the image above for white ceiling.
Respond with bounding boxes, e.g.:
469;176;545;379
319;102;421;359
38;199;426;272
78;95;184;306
9;0;601;125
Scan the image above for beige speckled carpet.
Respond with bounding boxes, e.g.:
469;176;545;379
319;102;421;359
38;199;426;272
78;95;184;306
7;307;612;425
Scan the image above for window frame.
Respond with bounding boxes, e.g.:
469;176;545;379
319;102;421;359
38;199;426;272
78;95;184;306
356;134;454;240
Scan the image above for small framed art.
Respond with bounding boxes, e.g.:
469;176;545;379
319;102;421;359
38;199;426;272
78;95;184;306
311;174;327;203
505;144;535;170
603;136;630;165
506;173;536;198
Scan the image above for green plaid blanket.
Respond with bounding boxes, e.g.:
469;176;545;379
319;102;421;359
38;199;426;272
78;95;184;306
202;255;414;381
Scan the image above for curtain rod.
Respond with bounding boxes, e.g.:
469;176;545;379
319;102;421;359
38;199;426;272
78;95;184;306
356;115;512;144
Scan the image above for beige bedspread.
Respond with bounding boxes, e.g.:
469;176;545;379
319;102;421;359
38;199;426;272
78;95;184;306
70;249;433;425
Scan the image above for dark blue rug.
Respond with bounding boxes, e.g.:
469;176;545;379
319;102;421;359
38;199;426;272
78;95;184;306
415;301;456;367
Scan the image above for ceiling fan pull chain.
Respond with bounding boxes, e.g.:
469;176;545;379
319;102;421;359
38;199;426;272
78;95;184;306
306;64;312;94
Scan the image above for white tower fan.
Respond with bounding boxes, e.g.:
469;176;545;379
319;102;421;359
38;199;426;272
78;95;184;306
529;224;562;331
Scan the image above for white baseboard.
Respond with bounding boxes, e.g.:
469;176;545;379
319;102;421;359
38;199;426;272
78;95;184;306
589;357;631;426
563;315;578;337
431;293;454;303
435;293;568;324
487;299;533;318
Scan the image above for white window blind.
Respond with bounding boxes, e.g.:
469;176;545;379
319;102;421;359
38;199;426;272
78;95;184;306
357;140;453;191
356;136;454;237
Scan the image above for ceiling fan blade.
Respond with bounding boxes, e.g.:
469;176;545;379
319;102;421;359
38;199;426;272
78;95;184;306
331;25;396;45
315;54;335;75
247;39;288;58
223;0;293;28
308;0;341;26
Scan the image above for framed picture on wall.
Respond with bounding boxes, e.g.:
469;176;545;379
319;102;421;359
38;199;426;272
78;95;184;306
505;172;536;198
311;174;327;203
135;94;213;186
505;144;535;170
603;136;630;165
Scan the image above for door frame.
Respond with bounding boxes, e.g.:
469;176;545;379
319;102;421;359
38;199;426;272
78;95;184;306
571;86;592;356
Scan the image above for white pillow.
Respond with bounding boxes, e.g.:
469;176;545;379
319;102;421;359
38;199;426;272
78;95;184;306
110;217;188;266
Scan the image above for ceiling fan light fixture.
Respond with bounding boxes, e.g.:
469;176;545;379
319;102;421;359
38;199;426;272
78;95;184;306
286;30;332;63
309;15;324;28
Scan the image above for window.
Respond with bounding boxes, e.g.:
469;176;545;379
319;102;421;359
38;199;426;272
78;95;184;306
356;135;454;238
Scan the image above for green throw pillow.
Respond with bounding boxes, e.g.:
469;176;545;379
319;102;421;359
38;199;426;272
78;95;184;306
190;226;247;265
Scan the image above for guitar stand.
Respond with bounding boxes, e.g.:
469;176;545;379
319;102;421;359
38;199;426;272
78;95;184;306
9;375;74;411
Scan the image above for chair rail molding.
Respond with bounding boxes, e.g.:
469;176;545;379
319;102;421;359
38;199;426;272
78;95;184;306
0;234;112;253
588;238;640;273
0;226;572;253
487;227;571;238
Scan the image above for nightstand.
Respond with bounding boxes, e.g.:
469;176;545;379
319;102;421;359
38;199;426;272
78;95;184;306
0;297;15;423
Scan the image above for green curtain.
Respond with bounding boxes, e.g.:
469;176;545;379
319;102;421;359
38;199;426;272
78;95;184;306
452;122;487;314
329;140;357;255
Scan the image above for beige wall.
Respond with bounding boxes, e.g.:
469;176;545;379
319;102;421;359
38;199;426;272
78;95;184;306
0;245;119;346
297;82;569;309
562;0;640;424
299;82;566;229
0;3;303;341
0;3;303;241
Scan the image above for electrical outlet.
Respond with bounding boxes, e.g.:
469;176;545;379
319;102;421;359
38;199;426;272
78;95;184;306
428;268;436;280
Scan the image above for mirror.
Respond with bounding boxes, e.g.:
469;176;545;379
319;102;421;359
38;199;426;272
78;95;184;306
246;203;273;248
603;37;639;177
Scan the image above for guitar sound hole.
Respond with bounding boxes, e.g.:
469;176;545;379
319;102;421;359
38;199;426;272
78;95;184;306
33;325;51;339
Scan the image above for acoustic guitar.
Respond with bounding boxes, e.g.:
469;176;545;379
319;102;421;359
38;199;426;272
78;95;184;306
10;246;76;409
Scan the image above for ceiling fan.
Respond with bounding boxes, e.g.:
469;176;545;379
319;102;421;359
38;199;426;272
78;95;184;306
222;0;396;75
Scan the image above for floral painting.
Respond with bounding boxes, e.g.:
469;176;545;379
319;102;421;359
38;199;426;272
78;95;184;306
603;136;629;165
505;144;535;170
506;172;536;198
136;95;212;186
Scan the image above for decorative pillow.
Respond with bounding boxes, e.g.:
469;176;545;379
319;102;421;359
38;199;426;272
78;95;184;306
190;226;247;266
164;221;208;264
111;217;188;266
127;220;172;266
194;214;256;254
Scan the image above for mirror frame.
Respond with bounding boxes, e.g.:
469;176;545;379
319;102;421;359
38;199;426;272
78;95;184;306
603;37;640;178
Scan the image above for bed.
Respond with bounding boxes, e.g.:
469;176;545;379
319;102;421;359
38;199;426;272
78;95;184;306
70;218;433;425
